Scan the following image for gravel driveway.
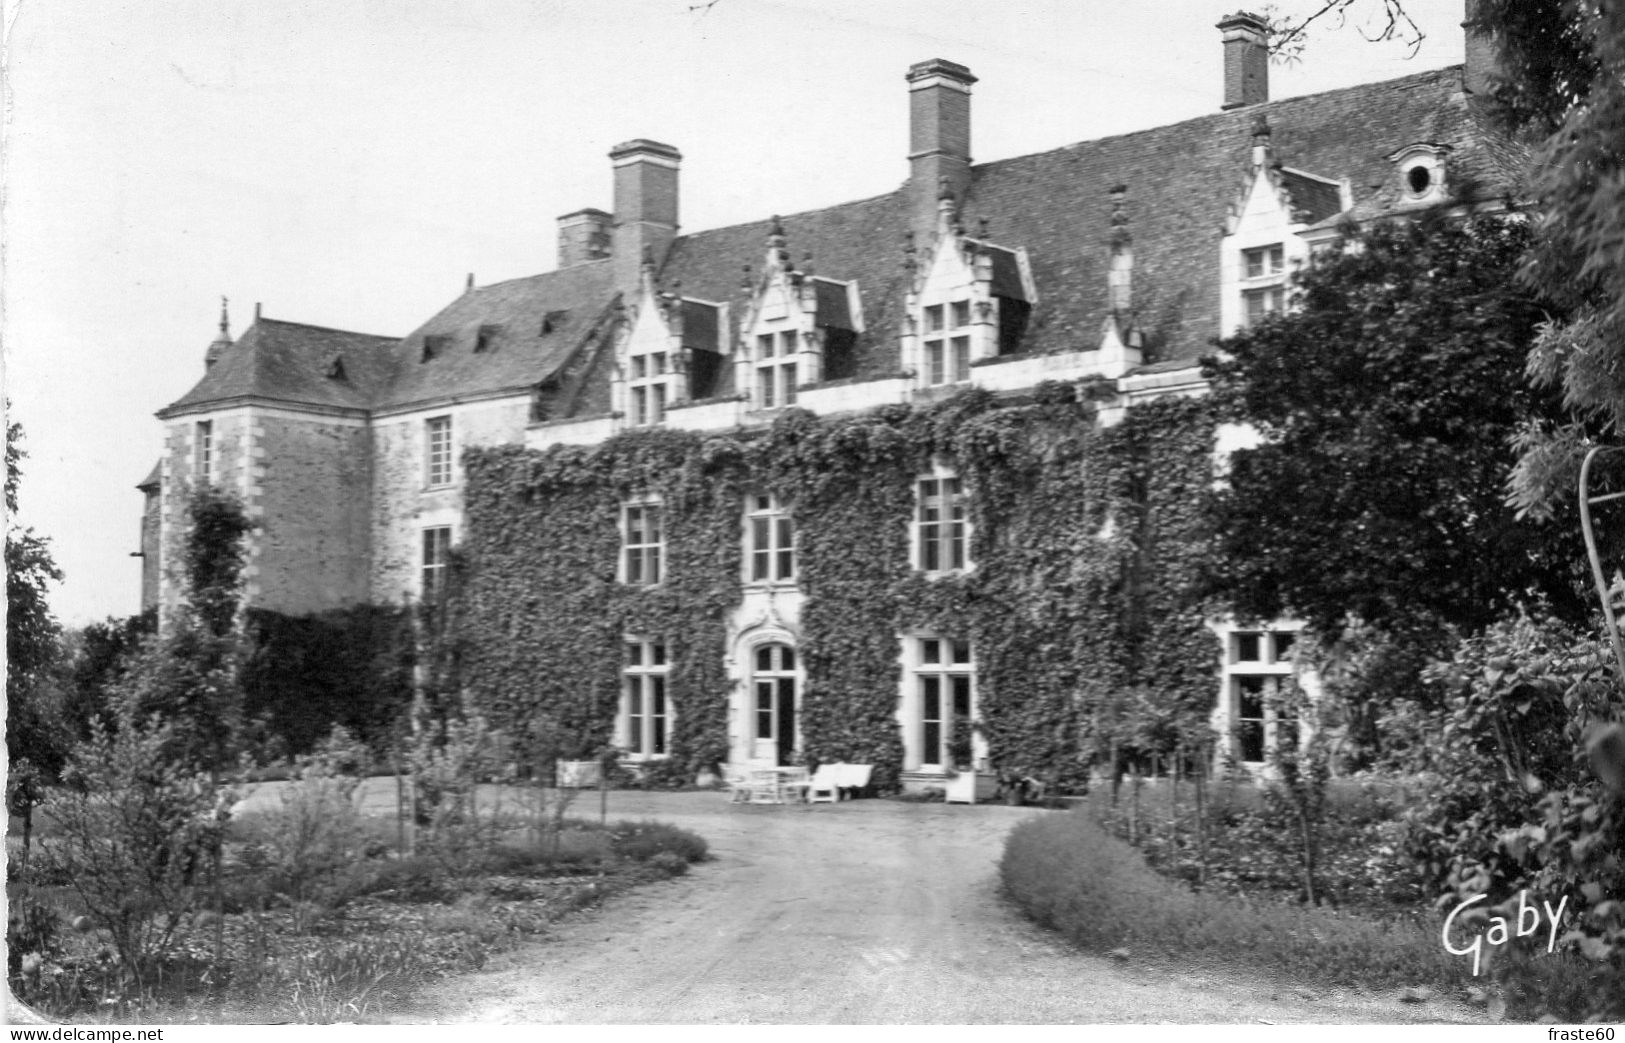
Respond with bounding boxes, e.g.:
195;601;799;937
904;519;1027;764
371;789;1480;1025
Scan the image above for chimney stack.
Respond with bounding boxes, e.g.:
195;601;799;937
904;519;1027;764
1462;0;1499;96
906;59;977;248
610;139;681;295
558;208;612;268
1218;11;1269;110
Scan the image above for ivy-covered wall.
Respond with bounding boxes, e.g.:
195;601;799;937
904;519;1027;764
458;384;1218;791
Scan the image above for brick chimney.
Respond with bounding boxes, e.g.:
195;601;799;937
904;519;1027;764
1462;0;1499;96
610;139;681;294
906;59;976;248
1218;11;1269;110
558;208;612;268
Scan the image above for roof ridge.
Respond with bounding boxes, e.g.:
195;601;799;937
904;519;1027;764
972;64;1464;179
254;316;401;341
672;189;900;250
473;262;612;292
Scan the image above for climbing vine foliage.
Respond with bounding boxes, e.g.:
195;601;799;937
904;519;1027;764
458;386;1217;791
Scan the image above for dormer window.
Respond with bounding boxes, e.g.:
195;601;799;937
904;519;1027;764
628;348;669;426
1388;143;1450;205
474;325;500;353
1240;244;1285;327
421;334;450;363
755;330;799;408
922;300;972;385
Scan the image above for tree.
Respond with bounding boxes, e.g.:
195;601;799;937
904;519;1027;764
122;483;253;774
5;419;67;853
1480;2;1625;516
61;609;158;742
1204;212;1590;642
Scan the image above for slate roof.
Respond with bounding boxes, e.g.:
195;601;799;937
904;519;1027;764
378;261;616;411
160;318;401;416
655;64;1521;378
162;63;1522;420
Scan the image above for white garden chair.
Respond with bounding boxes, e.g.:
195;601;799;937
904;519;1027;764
806;763;843;803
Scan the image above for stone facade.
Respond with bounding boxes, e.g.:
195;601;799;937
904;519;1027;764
146;12;1513;778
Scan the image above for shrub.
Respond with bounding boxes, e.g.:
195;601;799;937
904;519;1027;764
1404;612;1625;1020
231;728;375;914
35;713;230;988
6;889;62;977
1001;806;1465;990
609;820;708;864
356;855;451;903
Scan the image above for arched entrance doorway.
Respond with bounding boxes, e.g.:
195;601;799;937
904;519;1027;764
751;642;798;765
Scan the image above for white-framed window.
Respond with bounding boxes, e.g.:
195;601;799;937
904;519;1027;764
921;299;973;385
915;472;968;574
752;642;799;765
754;329;799;408
745;493;795;584
1223;629;1301;764
628;346;669;426
907;635;975;772
621;637;670;760
195;420;214;484
622;500;664;586
1240;244;1285;327
426;415;453;487
421;525;453;599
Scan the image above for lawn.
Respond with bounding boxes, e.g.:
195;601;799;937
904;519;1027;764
7;793;708;1023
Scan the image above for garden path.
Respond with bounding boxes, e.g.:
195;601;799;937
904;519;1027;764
374;789;1480;1025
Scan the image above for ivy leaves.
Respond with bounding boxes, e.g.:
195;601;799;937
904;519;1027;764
457;388;1218;790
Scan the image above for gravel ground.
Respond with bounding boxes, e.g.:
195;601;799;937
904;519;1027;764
364;788;1486;1026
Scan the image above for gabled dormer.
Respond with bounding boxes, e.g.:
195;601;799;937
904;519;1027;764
611;251;727;428
901;188;1035;391
1219;117;1347;337
736;217;863;410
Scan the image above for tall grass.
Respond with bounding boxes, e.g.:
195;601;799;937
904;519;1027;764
1000;806;1468;990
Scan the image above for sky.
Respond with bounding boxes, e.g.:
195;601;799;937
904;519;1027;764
1;0;1471;628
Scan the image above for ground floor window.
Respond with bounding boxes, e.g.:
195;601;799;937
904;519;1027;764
905;635;975;771
751;642;798;765
1221;628;1301;765
621;638;669;759
421;526;453;599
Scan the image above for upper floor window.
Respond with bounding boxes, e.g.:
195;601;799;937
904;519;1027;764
623;500;664;586
922;300;972;385
195;421;214;485
422;525;453;599
628;349;669;426
915;473;968;574
745;493;795;584
426;416;453;487
1240;244;1285;327
755;330;799;408
622;638;669;759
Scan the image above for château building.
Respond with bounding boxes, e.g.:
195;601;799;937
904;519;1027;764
144;11;1520;788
